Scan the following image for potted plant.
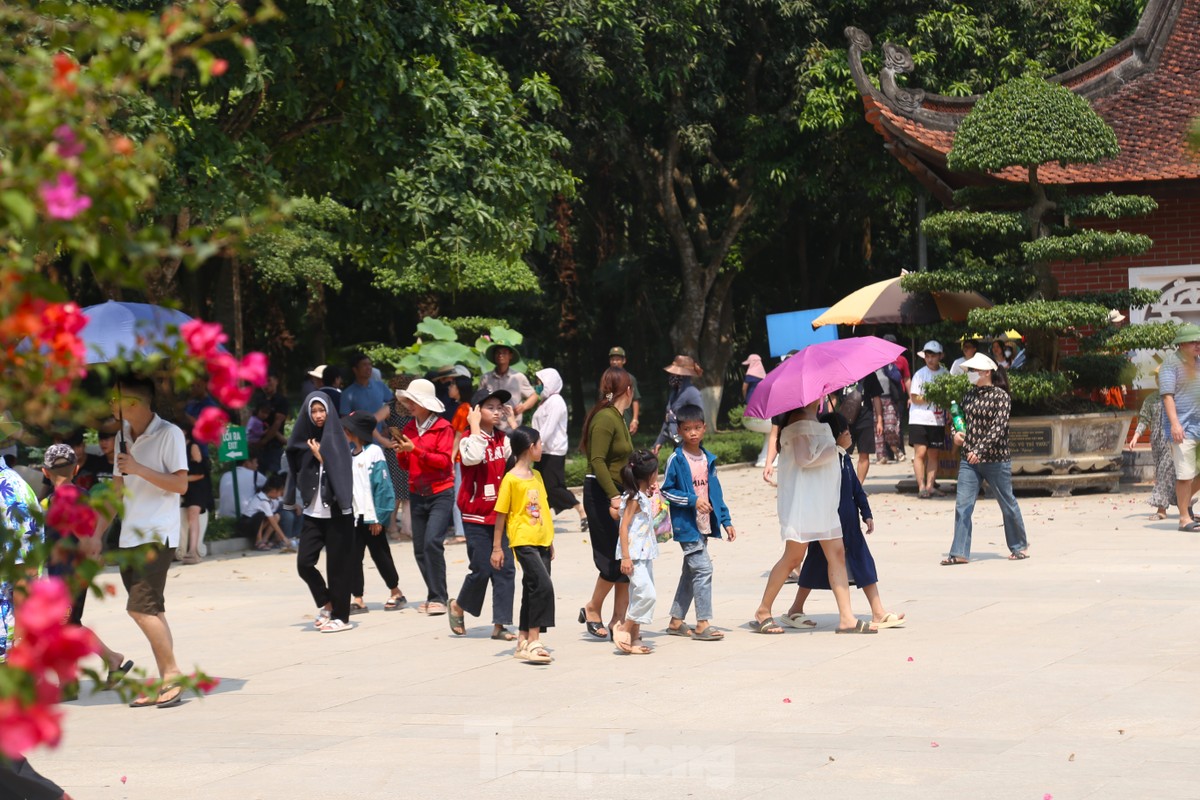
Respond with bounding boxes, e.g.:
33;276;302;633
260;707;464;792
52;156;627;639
901;73;1172;494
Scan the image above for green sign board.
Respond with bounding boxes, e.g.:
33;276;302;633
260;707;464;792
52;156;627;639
218;425;247;462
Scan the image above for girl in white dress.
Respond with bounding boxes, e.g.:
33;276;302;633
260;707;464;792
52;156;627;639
753;399;877;634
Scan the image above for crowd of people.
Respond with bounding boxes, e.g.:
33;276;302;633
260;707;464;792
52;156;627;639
28;319;1198;680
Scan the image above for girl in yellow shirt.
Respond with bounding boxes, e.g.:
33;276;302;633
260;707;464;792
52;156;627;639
491;426;555;663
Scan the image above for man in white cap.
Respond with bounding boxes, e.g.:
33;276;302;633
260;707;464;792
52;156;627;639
909;340;948;498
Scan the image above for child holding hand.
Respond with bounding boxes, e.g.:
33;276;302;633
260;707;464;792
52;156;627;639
615;450;661;655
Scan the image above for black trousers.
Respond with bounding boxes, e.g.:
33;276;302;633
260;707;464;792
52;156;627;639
456;522;515;625
0;758;65;800
411;489;455;604
513;545;554;632
296;513;354;623
536;454;579;514
583;477;626;583
352;519;400;597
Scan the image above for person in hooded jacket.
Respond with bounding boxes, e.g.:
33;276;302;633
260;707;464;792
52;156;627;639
286;393;356;633
654;356;705;455
531;367;587;530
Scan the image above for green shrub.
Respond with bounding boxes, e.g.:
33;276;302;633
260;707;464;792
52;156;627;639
205;514;238;542
727;404;746;429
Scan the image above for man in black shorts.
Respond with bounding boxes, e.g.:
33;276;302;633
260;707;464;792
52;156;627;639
94;376;189;708
908;341;949;498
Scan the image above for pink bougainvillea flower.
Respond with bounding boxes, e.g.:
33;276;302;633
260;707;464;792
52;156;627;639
47;483;97;540
193;406;229;444
0;697;63;760
206;352;253;408
39;172;92;220
193;674;221;693
238;352;268;387
53;125;85;159
13;577;71;638
180;320;227;359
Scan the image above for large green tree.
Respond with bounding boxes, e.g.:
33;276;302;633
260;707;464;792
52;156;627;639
98;0;572;361
498;0;1141;422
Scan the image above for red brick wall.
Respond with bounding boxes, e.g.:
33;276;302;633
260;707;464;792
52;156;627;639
1052;179;1200;294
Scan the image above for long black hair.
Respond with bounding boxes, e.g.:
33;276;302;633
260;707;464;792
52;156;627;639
817;411;849;440
992;365;1011;393
506;425;541;470
620;449;659;498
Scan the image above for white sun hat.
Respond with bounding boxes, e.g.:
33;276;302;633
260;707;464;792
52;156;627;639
959;353;999;372
395;378;445;413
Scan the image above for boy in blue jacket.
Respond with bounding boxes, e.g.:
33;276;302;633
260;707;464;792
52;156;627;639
660;404;737;640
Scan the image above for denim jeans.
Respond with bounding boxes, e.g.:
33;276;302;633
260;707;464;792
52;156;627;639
279;506;303;541
951;460;1029;560
411;489;455;604
456;522;515;625
670;537;714;621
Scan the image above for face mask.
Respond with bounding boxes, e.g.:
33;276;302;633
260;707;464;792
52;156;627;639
533;383;544;396
967;371;983;385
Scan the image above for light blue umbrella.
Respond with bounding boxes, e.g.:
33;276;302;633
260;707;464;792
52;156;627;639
78;300;198;364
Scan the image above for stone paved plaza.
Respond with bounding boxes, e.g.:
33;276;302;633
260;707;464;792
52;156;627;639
33;460;1200;799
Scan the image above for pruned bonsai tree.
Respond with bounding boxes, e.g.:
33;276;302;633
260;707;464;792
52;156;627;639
902;72;1170;411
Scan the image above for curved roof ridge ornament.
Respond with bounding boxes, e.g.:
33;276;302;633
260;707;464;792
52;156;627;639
881;42;926;115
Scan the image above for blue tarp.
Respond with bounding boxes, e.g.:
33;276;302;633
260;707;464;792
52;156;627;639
765;308;838;358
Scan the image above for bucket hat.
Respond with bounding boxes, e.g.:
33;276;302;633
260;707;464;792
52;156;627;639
395;378;446;413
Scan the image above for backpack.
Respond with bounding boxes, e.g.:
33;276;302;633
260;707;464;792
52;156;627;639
883;362;906;403
838;383;863;426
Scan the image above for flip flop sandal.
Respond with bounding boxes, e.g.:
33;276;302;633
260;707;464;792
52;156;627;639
448;609;466;636
613;630;634;653
751;618;785;635
836;619;878;634
665;624;694;637
491;627;516;641
384;595;407;610
781;613;817;629
104;659;134;690
1179;522;1200;532
349;603;369;615
155;684;183;709
691;626;724;641
1008;551;1030;560
426;603;447;616
940;556;969;565
874;613;906;629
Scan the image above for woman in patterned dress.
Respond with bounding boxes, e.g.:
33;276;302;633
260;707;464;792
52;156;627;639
1130;371;1176;520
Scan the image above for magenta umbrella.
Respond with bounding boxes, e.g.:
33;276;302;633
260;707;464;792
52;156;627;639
745;336;906;420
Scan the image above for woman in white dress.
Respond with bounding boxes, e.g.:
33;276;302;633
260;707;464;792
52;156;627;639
752;399;877;634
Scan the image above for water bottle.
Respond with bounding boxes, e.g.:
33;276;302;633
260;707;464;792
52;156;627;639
950;401;966;434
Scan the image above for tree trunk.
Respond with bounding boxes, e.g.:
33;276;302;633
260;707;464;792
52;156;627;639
416;292;440;320
230;256;247;424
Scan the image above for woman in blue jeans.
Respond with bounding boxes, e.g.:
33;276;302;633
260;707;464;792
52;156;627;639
942;354;1030;565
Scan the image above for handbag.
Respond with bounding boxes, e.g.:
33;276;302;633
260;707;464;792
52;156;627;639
650;488;673;543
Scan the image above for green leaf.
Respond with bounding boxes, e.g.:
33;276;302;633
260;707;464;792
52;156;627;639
1;191;36;230
415;316;458;342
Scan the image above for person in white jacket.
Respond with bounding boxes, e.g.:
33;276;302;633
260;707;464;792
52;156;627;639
530;367;588;530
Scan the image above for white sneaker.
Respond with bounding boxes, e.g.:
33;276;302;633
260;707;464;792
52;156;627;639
319;618;352;633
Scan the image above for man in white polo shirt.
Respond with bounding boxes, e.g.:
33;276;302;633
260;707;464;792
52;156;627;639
96;375;188;708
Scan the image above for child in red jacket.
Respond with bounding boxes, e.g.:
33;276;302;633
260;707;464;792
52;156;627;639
448;389;516;640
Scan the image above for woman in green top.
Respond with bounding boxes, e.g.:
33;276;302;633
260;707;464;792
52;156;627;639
578;367;635;640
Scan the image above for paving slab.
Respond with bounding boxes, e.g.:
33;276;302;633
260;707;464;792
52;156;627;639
29;460;1200;799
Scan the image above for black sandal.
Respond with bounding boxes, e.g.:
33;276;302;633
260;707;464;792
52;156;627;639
577;607;608;639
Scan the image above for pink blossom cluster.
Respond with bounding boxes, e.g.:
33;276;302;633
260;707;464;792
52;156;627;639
47;484;97;541
180;320;269;443
0;578;99;759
